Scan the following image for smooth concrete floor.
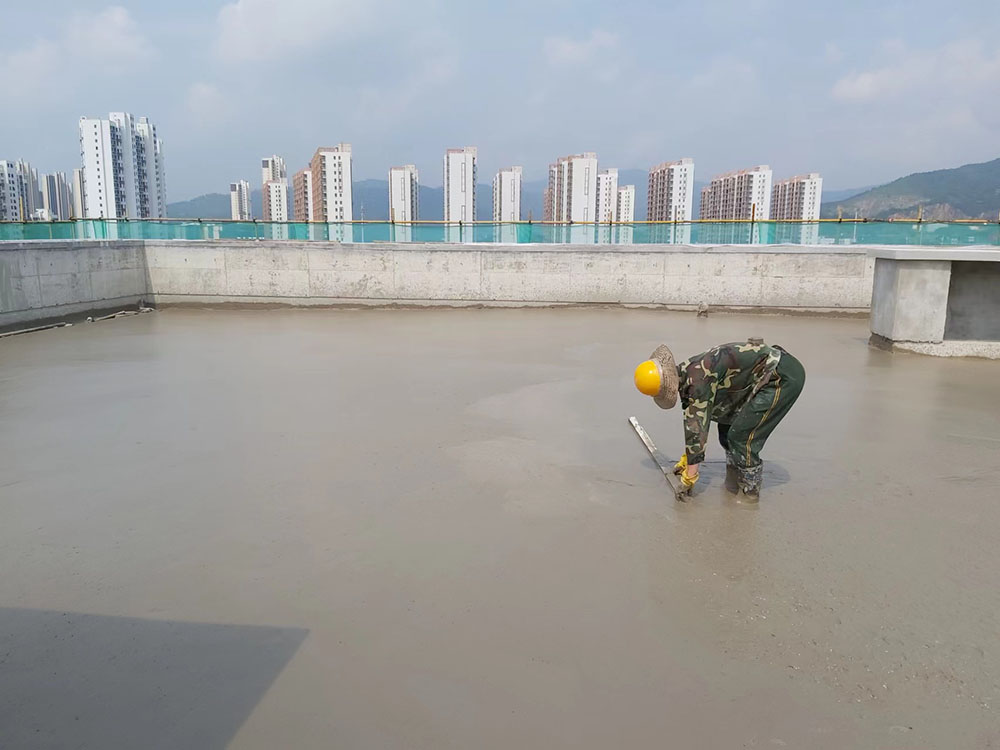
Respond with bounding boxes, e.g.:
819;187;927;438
1;308;998;749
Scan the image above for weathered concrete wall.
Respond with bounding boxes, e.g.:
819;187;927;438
0;242;149;329
0;239;875;327
143;241;875;311
870;258;952;343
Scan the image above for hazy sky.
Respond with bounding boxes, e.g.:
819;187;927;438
2;0;998;200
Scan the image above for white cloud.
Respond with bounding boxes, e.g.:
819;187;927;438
0;7;153;99
832;39;1000;101
543;30;619;67
66;6;152;63
216;0;379;62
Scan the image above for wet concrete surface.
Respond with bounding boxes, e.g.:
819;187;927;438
1;308;998;748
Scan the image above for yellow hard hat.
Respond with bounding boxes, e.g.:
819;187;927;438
634;359;662;397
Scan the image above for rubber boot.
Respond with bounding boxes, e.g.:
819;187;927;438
739;464;763;504
724;452;740;494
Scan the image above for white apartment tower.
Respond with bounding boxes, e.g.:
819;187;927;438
79;112;166;218
546;152;598;222
699;165;772;221
260;155;287;222
617;185;636;223
389;165;419;222
135;117;166;218
230;180;252;220
0;161;22;221
309;144;353;222
647;158;694;221
292;169;314;221
443;147;477;222
595;168;619;222
492;166;522;222
771;173;823;220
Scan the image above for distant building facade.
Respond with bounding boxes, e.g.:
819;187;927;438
492;166;521;222
309;144;353;222
135;117;167;218
230;180;252;220
647;158;694;221
42;172;72;220
292;169;313;221
260;155;287;222
546;152;598;222
771;173;823;220
79;112;166;218
595;167;619;222
443;147;477;222
700;165;772;221
616;185;636;222
389;165;419;222
71;168;85;218
0;160;22;221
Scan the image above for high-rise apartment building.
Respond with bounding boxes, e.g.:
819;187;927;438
492;166;521;222
15;160;42;219
546;152;598;222
260;155;287;222
292;169;313;221
0;160;23;221
389;165;419;222
595;168;619;222
71;168;85;219
135;117;166;218
647;158;694;221
617;185;636;223
309;144;353;222
263;182;287;222
443;147;477;222
230;180;251;220
770;173;823;220
699;165;772;221
79;112;166;218
42;172;72;220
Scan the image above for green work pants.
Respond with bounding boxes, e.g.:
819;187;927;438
717;351;805;488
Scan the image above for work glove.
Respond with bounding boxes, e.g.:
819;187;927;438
672;454;688;475
679;469;699;491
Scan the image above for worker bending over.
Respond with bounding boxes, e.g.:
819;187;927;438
633;339;805;502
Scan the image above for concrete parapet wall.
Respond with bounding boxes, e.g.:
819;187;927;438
1;240;875;327
144;241;875;311
0;241;150;329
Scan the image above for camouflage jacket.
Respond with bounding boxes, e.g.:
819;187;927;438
678;342;782;463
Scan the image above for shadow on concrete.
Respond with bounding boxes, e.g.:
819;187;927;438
0;607;307;749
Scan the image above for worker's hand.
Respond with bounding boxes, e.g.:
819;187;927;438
672;454;688;475
679;464;700;490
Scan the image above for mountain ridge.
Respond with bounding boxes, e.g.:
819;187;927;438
820;158;1000;220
